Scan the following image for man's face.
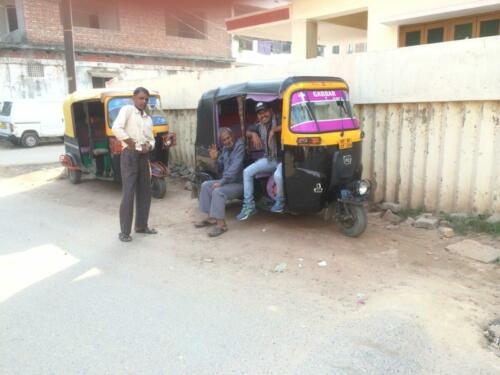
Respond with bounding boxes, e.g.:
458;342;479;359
220;131;234;149
257;108;272;125
133;92;149;111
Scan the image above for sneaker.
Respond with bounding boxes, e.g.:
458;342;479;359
271;199;284;213
236;204;257;221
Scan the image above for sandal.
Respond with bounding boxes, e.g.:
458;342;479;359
119;233;132;242
194;219;216;228
208;226;228;237
135;227;158;234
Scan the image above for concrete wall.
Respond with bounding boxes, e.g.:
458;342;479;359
0;56;184;99
108;37;500;213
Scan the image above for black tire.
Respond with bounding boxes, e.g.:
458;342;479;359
10;138;21;146
151;177;167;199
337;204;367;237
21;132;39;148
68;169;82;184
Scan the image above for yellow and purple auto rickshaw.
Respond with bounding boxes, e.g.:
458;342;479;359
194;76;371;237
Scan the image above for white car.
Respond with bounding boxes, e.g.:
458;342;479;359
0;99;64;147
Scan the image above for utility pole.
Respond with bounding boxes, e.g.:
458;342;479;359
61;0;77;93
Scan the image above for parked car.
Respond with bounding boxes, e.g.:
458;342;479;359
0;99;64;147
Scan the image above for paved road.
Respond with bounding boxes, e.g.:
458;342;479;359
1;167;498;374
0;140;63;166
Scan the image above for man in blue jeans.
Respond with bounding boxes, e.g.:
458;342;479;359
237;102;284;221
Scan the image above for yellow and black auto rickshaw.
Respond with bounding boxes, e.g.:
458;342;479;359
59;89;175;198
194;76;371;237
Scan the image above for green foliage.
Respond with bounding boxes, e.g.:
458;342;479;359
441;214;500;237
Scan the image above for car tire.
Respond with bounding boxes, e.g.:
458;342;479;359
21;132;39;148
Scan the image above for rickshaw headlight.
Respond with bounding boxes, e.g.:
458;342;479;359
357;180;371;196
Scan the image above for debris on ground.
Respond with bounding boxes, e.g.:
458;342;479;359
486;213;500;224
383;209;402;225
414;216;440;229
356;293;368;304
439;219;452;228
402;217;416;226
184;181;193;191
484;320;500;355
274;262;287;273
203;258;214;263
446;239;500;264
438;227;455;238
379;202;401;213
317;260;328;267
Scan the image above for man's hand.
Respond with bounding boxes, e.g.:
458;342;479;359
212;182;221;189
250;132;262;150
268;128;275;147
209;144;219;160
124;138;136;150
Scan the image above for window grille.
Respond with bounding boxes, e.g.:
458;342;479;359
27;62;44;78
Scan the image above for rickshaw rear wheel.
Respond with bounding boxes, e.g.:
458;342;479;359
151;176;167;199
336;203;367;237
68;169;82;184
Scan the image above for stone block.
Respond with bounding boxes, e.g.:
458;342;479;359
438;227;454;238
383;210;402;225
414;217;440;229
486;213;500;224
380;202;401;213
446;240;500;263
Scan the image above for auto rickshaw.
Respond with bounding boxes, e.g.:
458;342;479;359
194;76;371;237
59;89;175;198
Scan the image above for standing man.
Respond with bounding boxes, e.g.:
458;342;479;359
195;128;244;237
112;87;157;242
236;102;284;221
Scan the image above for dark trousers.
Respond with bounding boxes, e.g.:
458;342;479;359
119;148;151;235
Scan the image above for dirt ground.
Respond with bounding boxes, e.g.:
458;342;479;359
1;162;499;372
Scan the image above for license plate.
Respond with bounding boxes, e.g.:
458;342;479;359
0;123;6;129
339;138;352;149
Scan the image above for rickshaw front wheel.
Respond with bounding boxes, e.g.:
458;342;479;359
68;169;82;184
336;203;367;237
151;176;167;199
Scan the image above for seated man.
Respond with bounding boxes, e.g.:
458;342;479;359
236;102;284;221
195;128;245;237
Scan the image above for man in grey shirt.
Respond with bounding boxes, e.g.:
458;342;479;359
195;128;244;237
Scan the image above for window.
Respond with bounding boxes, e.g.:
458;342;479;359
70;0;119;30
400;11;499;47
0;1;18;33
166;12;207;39
332;45;340;54
236;36;253;51
6;5;17;31
289;90;357;134
26;62;44;78
92;77;112;89
355;42;367;53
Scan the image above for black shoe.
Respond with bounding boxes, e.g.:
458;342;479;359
135;227;158;234
119;233;132;242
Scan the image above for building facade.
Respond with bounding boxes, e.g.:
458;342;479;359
0;0;233;99
226;0;500;60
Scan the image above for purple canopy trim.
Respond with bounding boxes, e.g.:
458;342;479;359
291;90;347;105
291;118;359;133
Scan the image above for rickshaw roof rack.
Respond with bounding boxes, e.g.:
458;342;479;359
202;76;348;101
64;88;161;103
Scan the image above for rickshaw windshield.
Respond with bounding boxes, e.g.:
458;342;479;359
107;96;167;127
289;89;358;133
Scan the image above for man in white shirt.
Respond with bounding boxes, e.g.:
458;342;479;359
112;87;157;242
